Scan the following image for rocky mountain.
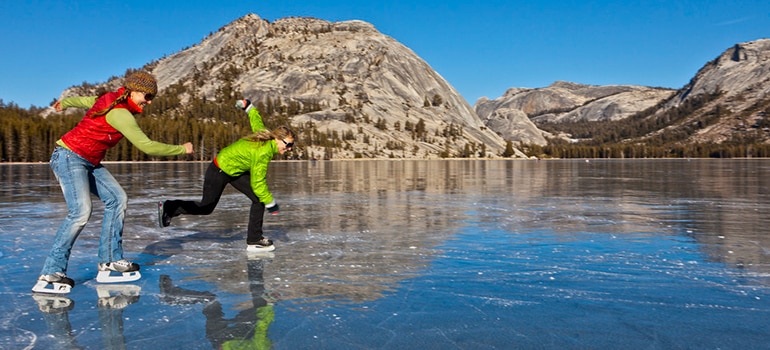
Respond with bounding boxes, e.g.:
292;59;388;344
476;38;770;147
52;13;770;159
59;14;526;159
653;39;770;144
474;81;676;145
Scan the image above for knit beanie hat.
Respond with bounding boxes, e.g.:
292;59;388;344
124;71;158;95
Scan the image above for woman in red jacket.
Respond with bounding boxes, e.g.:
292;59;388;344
33;71;194;294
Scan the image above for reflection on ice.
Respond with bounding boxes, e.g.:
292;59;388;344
2;159;770;349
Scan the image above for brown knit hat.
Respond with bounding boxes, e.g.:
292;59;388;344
124;71;158;95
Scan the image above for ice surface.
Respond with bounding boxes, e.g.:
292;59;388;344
1;159;770;349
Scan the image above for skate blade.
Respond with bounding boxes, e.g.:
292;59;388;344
31;280;72;294
246;245;276;253
96;270;141;283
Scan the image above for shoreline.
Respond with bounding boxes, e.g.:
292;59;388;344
2;157;770;166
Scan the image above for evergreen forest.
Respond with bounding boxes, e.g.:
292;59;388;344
0;82;327;163
530;91;770;159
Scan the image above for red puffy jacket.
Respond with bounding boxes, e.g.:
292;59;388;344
59;88;142;166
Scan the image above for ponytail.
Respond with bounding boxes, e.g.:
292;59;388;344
242;130;274;142
241;126;296;143
90;89;130;117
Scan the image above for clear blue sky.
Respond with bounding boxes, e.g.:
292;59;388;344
1;1;768;108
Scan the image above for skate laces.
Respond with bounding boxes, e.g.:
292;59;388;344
113;259;132;267
40;272;68;282
100;259;139;272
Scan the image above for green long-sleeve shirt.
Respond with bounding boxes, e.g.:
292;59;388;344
57;96;186;157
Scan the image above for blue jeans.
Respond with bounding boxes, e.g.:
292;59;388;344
41;147;128;275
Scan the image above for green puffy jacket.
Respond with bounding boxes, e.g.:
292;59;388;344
214;105;277;205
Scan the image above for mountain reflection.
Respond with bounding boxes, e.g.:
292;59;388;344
4;159;769;303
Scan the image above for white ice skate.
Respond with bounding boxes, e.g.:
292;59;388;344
95;284;141;309
31;294;74;313
247;238;275;253
31;272;74;294
95;284;142;298
96;260;141;283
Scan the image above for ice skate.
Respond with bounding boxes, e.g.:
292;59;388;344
96;284;141;309
96;260;141;283
262;290;281;305
31;294;74;313
247;237;275;253
31;272;74;294
157;200;170;228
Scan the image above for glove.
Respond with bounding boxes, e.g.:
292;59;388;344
235;99;251;110
266;203;280;215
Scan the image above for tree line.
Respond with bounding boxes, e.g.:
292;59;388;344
532;90;770;159
0;83;451;162
3;84;770;161
0;83;326;162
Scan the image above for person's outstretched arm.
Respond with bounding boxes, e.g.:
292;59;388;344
106;109;193;156
54;96;98;111
236;99;266;133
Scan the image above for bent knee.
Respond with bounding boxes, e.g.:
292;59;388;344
68;209;92;227
103;189;128;209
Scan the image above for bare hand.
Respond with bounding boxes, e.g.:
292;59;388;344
54;100;63;112
183;142;194;154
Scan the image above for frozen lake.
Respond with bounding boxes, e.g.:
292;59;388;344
2;159;770;349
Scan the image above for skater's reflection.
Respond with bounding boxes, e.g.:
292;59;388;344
159;254;276;349
204;256;276;349
159;275;216;305
31;294;81;349
95;285;141;350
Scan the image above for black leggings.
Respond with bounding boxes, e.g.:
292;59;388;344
164;162;266;244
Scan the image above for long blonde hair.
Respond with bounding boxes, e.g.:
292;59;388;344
242;126;296;143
